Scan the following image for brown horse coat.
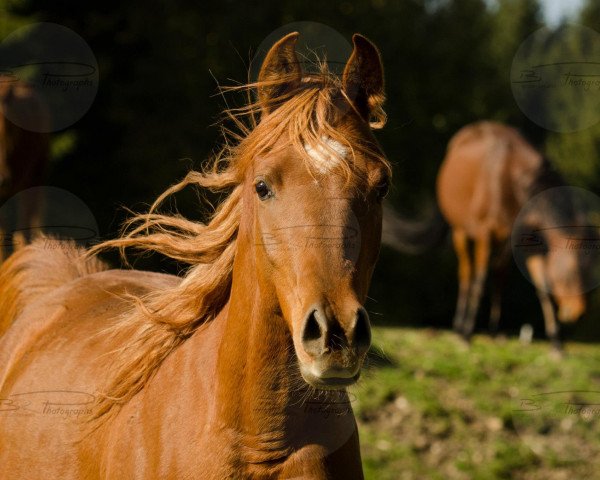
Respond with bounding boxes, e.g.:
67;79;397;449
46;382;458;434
0;33;392;479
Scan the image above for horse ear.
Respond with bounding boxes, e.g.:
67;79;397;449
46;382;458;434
257;32;302;114
342;34;385;123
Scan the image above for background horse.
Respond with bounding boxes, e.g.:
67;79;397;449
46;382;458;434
0;33;391;479
0;78;49;261
437;121;586;349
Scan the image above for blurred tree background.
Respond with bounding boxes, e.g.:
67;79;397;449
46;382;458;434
0;0;598;338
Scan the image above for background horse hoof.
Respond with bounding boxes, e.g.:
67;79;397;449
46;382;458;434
549;347;564;360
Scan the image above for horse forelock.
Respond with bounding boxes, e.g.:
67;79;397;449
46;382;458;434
224;66;390;182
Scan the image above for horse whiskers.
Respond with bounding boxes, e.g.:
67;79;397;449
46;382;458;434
279;358;333;407
366;344;391;363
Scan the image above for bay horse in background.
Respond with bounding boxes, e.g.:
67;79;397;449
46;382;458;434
0;78;50;261
0;33;391;479
437;121;586;350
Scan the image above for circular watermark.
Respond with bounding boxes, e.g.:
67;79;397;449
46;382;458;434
290;389;359;456
0;22;99;132
511;24;600;133
249;22;353;105
256;181;363;266
250;22;352;81
511;186;600;296
0;186;99;255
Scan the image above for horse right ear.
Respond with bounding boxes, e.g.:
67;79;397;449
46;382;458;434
257;32;302;115
342;34;385;126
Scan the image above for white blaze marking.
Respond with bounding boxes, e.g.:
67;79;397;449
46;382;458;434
303;136;348;174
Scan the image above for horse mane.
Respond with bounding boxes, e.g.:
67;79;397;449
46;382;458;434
0;238;107;336
89;63;391;420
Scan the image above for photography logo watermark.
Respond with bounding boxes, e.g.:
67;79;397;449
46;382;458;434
562;70;600;91
257;221;362;264
0;22;99;132
250;22;355;112
255;189;363;263
512;390;600;456
0;186;100;251
516;391;600;415
513;63;600;92
511;186;600;295
511;24;600;132
0;390;95;420
1;61;96;90
0;226;99;249
514;225;600;255
259;224;359;247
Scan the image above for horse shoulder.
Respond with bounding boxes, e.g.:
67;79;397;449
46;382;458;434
0;268;181;479
100;301;226;479
0;268;180;390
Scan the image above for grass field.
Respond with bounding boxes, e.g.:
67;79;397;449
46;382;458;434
351;327;600;480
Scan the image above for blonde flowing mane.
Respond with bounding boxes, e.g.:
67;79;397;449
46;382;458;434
90;63;391;420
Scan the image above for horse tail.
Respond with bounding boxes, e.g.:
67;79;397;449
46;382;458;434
381;202;449;254
0;238;107;335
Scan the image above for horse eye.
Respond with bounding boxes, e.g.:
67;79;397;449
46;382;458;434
376;179;389;201
255;180;273;200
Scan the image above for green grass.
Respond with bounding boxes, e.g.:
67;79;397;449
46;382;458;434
351;327;600;480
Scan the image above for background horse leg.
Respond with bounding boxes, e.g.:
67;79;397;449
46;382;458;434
541;292;561;353
462;233;491;340
452;228;472;334
526;255;562;352
489;241;511;335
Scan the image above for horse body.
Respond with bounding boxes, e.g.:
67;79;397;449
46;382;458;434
0;248;177;477
437;122;539;241
0;33;390;478
437;121;585;346
0;217;362;480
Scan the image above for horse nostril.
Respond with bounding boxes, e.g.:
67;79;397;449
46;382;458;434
352;307;371;352
301;305;371;357
301;309;327;356
303;310;322;341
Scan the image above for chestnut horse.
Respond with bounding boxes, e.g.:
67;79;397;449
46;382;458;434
0;33;391;479
0;78;49;260
437;121;586;349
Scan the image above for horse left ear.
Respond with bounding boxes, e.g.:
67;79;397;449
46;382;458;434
257;32;303;114
342;34;385;124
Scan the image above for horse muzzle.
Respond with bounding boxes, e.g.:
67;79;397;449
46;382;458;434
297;304;371;389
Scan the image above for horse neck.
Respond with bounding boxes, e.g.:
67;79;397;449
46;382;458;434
213;215;303;441
200;192;358;470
